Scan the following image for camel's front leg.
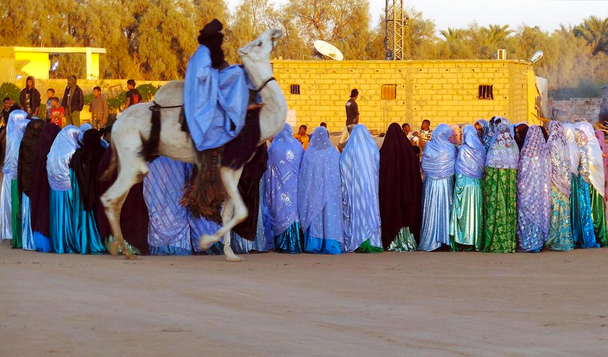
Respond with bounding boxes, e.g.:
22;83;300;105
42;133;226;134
199;167;247;262
220;201;243;262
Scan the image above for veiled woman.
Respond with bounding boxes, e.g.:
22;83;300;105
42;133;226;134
575;121;606;246
340;124;383;253
17;119;44;250
231;144;269;254
298;126;343;254
475;119;492;152
143;156;192;255
2;110;30;247
97;146;149;255
47;125;80;254
70;129;106;254
516;125;551;252
545;121;574;251
379;123;422;251
30;123;61;252
265;124;305;254
513;123;529;151
449;125;486;251
419;124;456;251
594;129;608;224
564;123;597;248
483;117;519;253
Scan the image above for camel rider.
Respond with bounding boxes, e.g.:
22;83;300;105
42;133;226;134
184;19;262;152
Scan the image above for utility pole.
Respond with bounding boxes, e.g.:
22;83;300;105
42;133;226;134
385;0;407;60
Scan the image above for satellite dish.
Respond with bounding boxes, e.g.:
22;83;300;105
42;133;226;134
314;40;344;61
530;51;544;64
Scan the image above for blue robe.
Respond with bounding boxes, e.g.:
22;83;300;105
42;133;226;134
184;46;249;151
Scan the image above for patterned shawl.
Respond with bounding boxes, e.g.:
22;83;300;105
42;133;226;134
575;121;605;197
265;124;304;236
475;119;492;152
340;124;382;251
485;117;519;169
421;124;456;179
455;125;486;179
547;121;572;197
563;123;580;175
517;125;551;236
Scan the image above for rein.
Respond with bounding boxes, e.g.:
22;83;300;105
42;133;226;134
253;77;276;94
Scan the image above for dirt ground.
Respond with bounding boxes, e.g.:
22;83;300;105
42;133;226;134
1;242;607;357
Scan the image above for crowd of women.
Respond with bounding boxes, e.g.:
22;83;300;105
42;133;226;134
1;108;607;256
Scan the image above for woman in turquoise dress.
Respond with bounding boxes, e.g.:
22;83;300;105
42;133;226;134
449;125;486;251
419;124;456;251
47;125;80;254
545;121;574;251
516;125;551;252
298;126;343;254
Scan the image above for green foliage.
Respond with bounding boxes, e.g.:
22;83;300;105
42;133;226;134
0;82;21;105
107;91;126;113
84;94;94;106
0;0;606;94
136;84;158;101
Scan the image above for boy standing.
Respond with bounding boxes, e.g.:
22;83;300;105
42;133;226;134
124;79;142;109
293;125;310;150
20;76;41;118
49;97;65;127
89;86;109;129
45;88;55;120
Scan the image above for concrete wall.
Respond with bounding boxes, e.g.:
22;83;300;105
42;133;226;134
552;98;603;122
272;60;536;133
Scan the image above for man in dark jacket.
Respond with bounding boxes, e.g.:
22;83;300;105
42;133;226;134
2;97;20;126
61;74;84;126
19;76;41;118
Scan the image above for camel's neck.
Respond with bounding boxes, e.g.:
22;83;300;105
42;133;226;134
244;61;287;143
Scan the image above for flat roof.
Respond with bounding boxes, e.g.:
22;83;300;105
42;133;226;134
5;47;106;54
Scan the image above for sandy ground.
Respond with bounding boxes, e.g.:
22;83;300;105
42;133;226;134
1;242;608;357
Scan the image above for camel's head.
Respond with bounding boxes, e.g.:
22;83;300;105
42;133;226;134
239;29;284;64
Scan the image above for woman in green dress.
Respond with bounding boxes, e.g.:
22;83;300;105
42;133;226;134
482;118;519;253
450;125;486;251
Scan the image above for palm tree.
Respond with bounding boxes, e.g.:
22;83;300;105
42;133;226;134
574;16;608;55
480;24;513;45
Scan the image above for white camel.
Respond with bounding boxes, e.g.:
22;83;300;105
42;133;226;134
100;29;287;262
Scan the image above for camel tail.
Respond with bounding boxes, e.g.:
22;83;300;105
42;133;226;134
100;140;118;182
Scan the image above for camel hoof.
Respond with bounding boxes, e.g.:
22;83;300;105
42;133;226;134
108;241;119;256
124;253;138;261
225;253;244;262
199;235;216;251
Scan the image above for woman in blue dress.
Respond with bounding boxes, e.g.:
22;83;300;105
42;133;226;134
419;124;456;251
47;125;80;254
516;125;551;252
340;124;382;253
298;126;343;254
265;124;305;253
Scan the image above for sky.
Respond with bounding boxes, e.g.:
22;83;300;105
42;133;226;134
226;0;608;32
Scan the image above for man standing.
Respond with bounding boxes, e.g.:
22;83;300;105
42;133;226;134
124;80;142;110
19;76;41;118
412;119;432;152
338;89;360;152
89;86;109;129
61;75;84;126
2;98;20;126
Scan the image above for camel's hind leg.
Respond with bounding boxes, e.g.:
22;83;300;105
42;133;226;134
199;167;247;262
101;164;146;260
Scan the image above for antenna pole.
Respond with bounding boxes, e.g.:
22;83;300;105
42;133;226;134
385;0;406;60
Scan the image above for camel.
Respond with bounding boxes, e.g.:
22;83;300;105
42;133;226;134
100;29;287;262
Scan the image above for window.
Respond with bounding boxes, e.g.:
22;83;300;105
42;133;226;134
478;85;494;100
381;84;397;100
290;84;301;95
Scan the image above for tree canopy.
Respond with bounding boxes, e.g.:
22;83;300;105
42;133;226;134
1;0;606;97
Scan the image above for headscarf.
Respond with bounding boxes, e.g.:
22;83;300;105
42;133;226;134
485;118;519;170
17;119;44;197
30;123;62;238
233;143;268;240
563;123;580;175
70;129;106;211
340;124;381;252
379;123;422;247
297;126;341;233
517;125;551;236
547;121;571;197
3;110;29;179
79;123;93;143
265;124;304;236
575;121;605;197
475;119;492;151
594;129;607;179
421;124;456;179
513;123;529;151
455;125;486;179
47;125;80;191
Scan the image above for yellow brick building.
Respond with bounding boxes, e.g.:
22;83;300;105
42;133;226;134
272;60;540;132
